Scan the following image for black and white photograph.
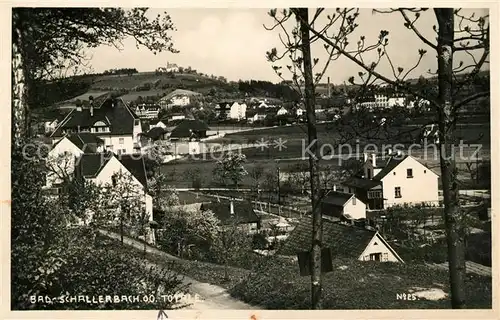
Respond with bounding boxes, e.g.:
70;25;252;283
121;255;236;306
4;3;496;317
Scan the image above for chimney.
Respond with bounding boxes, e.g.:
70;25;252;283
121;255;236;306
371;153;376;167
230;200;234;215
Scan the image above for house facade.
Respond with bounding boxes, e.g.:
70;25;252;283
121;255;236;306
134;104;160;119
50;98;142;155
45;133;105;188
158;89;202;108
228;102;247;120
321;190;367;220
76;153;154;243
277;106;288;116
342;153;439;209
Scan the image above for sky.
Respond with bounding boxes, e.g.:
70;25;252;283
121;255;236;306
86;8;489;84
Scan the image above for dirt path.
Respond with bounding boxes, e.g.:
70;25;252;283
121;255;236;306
98;230;256;310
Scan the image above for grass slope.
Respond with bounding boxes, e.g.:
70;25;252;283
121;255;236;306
229;256;492;309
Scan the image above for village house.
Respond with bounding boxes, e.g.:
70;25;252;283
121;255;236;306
278;216;404;263
158;89;202;108
168;113;186;122
228;102;247;120
321;189;367;221
276;106;289;116
75;152;154;243
169;119;210;155
215;101;232;119
44;133;105;189
200;200;261;235
149;119;168;130
246;109;267;123
341;152;439;209
50;97;142;155
134;103;161;119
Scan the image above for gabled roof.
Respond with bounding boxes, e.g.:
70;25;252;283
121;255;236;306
200;200;259;225
146;127;168;140
322;190;354;207
278;217;376;257
51;98;139;137
372;155;409;180
76;152;113;178
76;152;148;188
66;133;104;153
118;154;148;188
170;119;210;139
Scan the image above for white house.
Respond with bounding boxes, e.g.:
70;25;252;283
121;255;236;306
342;152;440;209
149;120;168;130
134;104;160;119
158;89;202;108
50;97;142;155
277;106;289;116
76;152;155;243
251;113;266;123
279;217;404;263
321;190;367;220
45;133;105;188
228;102;247;120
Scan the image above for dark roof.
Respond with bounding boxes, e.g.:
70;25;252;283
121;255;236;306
278;217;376;257
76;152;148;188
322;191;353;207
51;98;139;137
200;200;259;225
76;152;113;178
146;127;168;140
170;119;210;139
372;155;408;180
342;177;381;190
67;133;104;152
118;154;148;188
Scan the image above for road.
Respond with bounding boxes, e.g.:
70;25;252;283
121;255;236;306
98;230;255;310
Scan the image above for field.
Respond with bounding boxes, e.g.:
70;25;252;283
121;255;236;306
89;72;229;94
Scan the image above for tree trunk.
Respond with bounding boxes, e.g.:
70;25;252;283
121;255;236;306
120;212;124;246
296;8;323;310
435;8;466;308
12;11;31;145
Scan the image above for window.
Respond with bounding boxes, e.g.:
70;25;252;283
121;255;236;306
395;187;402;198
368;190;382;199
353;197;356;205
383;253;389;262
134;119;140;125
112;175;117;187
106;145;113;151
407;168;413;178
119;138;124;144
424;170;427;174
393;172;396;175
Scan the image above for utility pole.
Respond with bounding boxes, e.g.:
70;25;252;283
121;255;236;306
295;8;323;310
